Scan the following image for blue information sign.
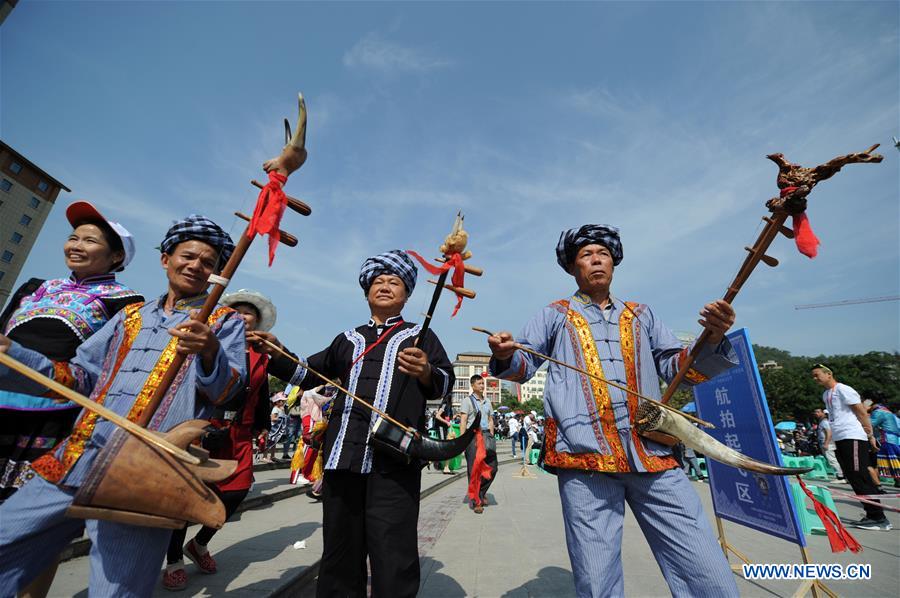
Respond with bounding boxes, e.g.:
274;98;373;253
692;328;805;546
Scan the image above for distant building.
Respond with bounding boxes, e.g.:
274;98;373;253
0;141;70;306
451;352;502;409
758;360;783;371
518;364;548;402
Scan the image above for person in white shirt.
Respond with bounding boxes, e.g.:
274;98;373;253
507;415;521;457
521;411;537;465
812;364;889;530
812;408;844;482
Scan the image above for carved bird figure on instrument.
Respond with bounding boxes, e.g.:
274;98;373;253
263;93;308;177
765;144;882;215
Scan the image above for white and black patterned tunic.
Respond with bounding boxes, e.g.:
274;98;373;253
285;315;454;474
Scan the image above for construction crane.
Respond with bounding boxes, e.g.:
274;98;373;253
795;296;900;310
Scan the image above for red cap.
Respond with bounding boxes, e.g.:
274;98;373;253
65;201;107;228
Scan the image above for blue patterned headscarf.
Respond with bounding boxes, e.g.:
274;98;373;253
359;250;418;295
556;224;623;272
160;215;235;264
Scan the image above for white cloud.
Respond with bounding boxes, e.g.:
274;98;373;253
343;33;452;73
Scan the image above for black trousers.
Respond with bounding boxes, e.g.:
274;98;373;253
317;467;421;598
835;439;884;520
464;436;497;505
166;488;249;563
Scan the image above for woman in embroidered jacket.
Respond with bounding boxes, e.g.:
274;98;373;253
487;224;740;598
0;215;247;598
0;201;142;502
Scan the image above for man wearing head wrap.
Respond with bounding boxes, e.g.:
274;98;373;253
486;224;741;597
0;215;247;597
285;249;454;598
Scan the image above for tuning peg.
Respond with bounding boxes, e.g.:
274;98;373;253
250;180;312;216
427;279;476;299
745;246;778;267
234;212;298;247
434;257;484;276
763;217;794;239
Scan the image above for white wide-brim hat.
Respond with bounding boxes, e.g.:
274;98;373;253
221;289;277;332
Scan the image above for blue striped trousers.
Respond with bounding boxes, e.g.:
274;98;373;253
0;476;170;597
557;468;738;598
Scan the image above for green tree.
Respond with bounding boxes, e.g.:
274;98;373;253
500;388;517;404
753;346;899;425
664;386;695;411
656;346;899;426
268;375;288;396
520;398;544;416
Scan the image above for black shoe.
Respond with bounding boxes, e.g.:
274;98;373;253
853;517;892;531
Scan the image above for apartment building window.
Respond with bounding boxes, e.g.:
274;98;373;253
0;271;5;282
9;162;22;174
20;214;32;227
10;232;23;245
0;179;11;192
37;180;49;192
29;196;41;209
1;251;13;264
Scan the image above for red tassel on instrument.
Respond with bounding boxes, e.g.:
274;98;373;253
797;477;862;553
406;250;467;316
779;186;820;259
467;428;492;507
792;213;820;259
247;170;288;266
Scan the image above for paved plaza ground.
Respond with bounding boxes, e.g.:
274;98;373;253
47;443;898;597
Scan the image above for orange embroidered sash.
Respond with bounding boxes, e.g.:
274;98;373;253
32;302;144;483
126;305;233;424
32;305;234;483
619;303;679;472
542;306;626;473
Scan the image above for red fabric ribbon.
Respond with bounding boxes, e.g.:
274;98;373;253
406;250;467;316
467;428;492;507
780;186;820;259
247;170;289;266
797;477;862;553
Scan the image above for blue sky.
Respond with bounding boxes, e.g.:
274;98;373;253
1;1;897;359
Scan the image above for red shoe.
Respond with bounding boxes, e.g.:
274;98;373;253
162;567;187;591
184;539;218;574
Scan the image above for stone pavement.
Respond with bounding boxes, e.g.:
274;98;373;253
418;466;899;597
37;445;900;596
45;449;508;597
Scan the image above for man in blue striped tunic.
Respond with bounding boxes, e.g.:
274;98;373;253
0;216;247;598
487;224;740;597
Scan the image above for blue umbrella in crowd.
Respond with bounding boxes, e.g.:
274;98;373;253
774;421;797;431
